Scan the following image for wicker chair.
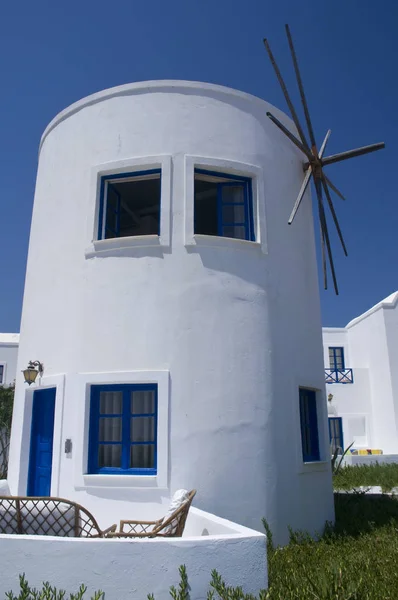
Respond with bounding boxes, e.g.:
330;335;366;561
0;496;117;538
107;489;196;538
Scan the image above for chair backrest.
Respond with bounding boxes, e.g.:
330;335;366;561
0;496;105;538
154;489;196;537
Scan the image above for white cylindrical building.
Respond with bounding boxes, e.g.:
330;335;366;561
8;81;334;544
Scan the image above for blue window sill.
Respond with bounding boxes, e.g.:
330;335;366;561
90;469;157;476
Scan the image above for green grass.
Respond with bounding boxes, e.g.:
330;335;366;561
334;461;398;493
265;492;398;600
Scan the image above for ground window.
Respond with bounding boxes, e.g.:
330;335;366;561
194;169;254;241
329;347;345;370
98;170;161;240
299;388;320;462
0;365;3;384
88;384;157;475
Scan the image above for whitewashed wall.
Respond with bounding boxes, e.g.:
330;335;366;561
0;334;19;386
0;508;267;599
9;80;334;545
323;292;398;453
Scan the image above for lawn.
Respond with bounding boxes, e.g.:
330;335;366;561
265;462;398;600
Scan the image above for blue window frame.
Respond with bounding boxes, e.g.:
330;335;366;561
299;388;320;462
88;383;158;475
328;417;344;454
194;169;254;241
98;169;161;240
329;347;345;370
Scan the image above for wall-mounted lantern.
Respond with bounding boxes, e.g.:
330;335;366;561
22;360;44;386
327;393;334;402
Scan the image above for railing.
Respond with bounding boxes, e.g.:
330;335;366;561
325;368;354;384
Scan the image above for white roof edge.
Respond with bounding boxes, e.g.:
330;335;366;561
39;79;294;153
0;333;19;345
322;327;347;334
346;291;398;329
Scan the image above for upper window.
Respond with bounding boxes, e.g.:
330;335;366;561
0;365;3;384
329;347;345;371
98;170;161;240
299;388;320;462
194;169;254;241
88;383;157;475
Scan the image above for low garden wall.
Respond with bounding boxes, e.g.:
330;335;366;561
0;507;267;599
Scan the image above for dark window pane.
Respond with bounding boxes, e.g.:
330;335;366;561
221;185;245;204
104;173;161;240
194;177;218;236
98;444;121;468
0;365;3;383
222;225;246;240
100;391;122;414
131;390;155;414
222;204;245;224
99;417;122;442
130;444;154;469
131;417;155;442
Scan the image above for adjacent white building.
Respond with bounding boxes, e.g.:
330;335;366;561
0;334;19;386
7;80;334;546
323;291;398;455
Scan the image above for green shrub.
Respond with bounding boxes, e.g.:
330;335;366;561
5;575;103;600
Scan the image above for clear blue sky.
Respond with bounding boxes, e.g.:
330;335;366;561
0;0;396;331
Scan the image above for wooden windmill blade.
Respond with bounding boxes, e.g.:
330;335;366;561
263;25;385;294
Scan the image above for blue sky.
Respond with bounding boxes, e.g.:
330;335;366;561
0;0;396;331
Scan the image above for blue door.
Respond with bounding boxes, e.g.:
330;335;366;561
27;388;56;497
328;417;344;454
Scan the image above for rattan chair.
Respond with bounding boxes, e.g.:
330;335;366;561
0;496;117;538
107;489;196;538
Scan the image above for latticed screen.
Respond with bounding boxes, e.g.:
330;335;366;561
329;347;345;370
89;384;157;474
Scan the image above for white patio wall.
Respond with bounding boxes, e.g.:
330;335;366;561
0;507;267;600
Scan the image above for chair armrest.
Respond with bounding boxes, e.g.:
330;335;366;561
119;518;162;534
102;524;117;536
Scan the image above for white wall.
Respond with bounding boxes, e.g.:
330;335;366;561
0;508;267;600
322;292;398;453
9;80;334;545
0;334;19;386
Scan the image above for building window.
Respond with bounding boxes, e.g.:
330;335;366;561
98;170;161;240
0;365;3;384
329;347;345;370
328;417;344;455
194;169;254;241
299;388;320;462
88;383;157;475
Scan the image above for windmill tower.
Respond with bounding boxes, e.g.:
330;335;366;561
8;29;384;544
